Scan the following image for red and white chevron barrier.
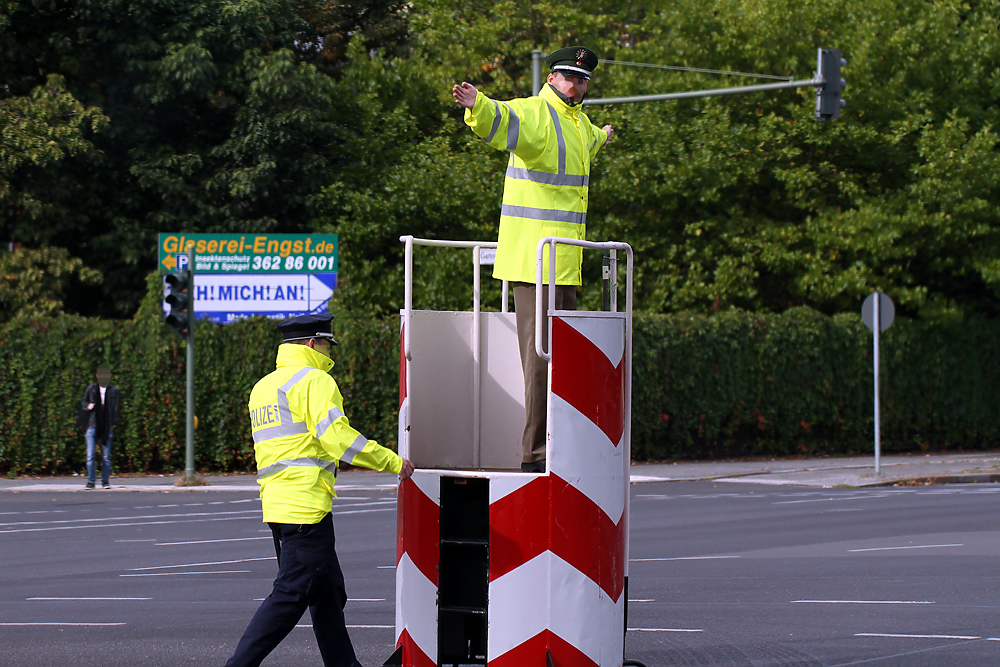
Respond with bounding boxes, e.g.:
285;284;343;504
395;311;627;667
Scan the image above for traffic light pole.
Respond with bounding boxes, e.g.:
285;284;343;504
176;245;206;487
582;76;819;106
185;245;196;483
530;48;845;119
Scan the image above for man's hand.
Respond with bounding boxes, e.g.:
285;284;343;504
602;124;614;146
452;82;478;110
87;403;95;410
398;458;415;481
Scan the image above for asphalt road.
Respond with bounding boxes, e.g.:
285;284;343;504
2;481;998;666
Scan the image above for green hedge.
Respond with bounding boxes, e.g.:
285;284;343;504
632;308;1000;459
2;279;998;475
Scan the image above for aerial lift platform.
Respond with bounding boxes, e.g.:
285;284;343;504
389;236;634;667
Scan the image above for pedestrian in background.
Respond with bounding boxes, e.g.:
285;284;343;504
79;364;120;489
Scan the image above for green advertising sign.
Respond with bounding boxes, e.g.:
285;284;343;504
158;233;339;323
158;233;338;274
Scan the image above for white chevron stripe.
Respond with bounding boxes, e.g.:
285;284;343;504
488;552;625;665
549;394;625;523
556;315;624;367
408;469;441;507
489;475;538;504
395;552;437;663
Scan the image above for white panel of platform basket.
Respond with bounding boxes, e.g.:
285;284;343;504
407;311;476;468
478;312;525;470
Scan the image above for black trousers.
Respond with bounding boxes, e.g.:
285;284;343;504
225;513;361;667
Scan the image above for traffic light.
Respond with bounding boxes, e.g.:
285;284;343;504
815;48;846;121
164;270;193;335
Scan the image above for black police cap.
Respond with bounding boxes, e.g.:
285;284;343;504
545;46;599;80
276;313;338;344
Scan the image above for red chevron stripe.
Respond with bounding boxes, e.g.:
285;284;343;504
489;477;549;581
489;629;598;667
488;475;625;601
550;476;625;601
396;478;439;586
399;324;406;410
396;628;435;667
551;317;624;445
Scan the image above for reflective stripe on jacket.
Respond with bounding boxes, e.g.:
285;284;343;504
464;83;607;285
249;343;403;524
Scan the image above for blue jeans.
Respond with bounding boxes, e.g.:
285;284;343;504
85;427;113;485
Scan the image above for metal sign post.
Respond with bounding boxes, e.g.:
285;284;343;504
861;292;894;475
184;244;196;484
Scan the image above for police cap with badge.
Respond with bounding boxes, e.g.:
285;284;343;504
276;313;338;345
545;46;599;80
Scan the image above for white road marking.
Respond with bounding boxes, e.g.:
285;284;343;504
0;513;260;534
377;565;395;569
0;622;126;626
0;508;259;528
28;597;151;601
628;628;703;632
156;536;272;546
332;508;394;517
773;496;876;505
128;557;273;571
157;504;179;508
121;570;251;577
792;600;936;604
630;555;740;562
849;544;963;553
296;624;393;628
855;633;981;640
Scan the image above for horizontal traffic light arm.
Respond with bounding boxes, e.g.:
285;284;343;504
583;76;822;106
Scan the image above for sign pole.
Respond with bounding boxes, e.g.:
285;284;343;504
873;292;881;476
185;244;196;483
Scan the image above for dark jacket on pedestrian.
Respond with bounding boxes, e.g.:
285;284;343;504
81;383;120;441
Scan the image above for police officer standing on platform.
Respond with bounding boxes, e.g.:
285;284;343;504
452;46;614;473
225;313;414;667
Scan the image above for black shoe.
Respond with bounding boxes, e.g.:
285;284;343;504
520;460;546;473
102;482;111;489
85;482;95;489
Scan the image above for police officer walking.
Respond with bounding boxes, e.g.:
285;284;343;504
225;313;414;667
452;46;614;473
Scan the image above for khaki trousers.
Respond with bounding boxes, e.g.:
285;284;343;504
512;282;577;464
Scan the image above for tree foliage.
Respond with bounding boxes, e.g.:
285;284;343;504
321;0;1000;321
0;246;102;321
2;0;1000;322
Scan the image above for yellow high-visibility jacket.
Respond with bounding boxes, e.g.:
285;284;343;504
464;83;608;285
249;343;402;524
